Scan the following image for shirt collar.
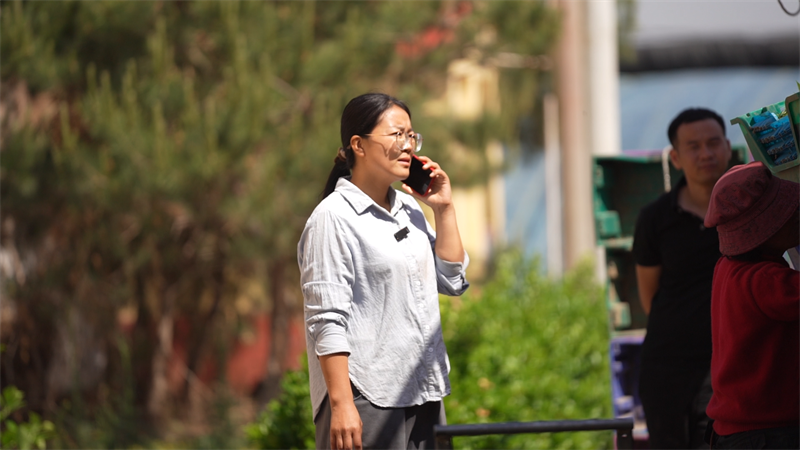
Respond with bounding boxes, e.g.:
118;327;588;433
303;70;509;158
669;176;688;210
335;177;400;216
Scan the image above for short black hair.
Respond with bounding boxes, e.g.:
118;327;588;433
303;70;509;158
667;108;726;148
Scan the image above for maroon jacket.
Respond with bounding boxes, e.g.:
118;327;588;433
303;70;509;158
707;255;799;435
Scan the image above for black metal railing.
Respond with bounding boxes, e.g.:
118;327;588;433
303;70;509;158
433;417;635;449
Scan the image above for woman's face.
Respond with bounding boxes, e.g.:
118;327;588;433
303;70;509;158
355;105;415;184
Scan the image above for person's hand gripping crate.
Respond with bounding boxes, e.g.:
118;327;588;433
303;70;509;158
731;91;800;268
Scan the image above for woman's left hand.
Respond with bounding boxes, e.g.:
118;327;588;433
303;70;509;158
402;156;453;213
402;156;465;263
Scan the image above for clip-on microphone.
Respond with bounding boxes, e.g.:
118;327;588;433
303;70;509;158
394;227;410;242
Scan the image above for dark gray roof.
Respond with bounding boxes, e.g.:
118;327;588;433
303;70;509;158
620;37;798;72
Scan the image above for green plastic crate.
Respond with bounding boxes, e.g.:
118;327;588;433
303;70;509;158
730;92;800;182
593;147;749;332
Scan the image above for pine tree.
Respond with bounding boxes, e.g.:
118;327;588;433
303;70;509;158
1;0;558;441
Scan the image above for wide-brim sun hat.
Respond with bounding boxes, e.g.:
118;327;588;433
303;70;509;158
704;161;799;256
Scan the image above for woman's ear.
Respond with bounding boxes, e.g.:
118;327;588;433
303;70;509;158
350;135;365;157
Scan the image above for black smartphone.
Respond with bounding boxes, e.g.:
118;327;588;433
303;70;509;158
402;154;432;196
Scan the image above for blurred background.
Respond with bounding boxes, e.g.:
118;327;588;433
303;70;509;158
1;1;798;448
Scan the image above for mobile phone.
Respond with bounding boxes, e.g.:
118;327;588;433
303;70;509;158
402;154;432;196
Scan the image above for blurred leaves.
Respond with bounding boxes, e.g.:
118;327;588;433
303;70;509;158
0;0;559;443
245;252;613;449
1;387;56;450
245;359;315;450
0;387;25;423
441;252;613;449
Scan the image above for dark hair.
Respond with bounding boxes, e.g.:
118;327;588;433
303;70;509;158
667;108;726;148
322;93;411;199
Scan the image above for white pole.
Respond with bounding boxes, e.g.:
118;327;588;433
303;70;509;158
588;0;621;157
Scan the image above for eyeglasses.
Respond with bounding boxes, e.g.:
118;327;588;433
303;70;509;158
364;131;423;153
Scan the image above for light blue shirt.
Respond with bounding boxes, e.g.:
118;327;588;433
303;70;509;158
298;177;469;419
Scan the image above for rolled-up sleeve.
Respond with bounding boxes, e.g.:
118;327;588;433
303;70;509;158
417;203;470;297
435;251;470;296
298;210;355;356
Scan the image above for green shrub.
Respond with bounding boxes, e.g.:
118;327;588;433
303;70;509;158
44;337;149;449
1;386;56;450
245;251;612;449
245;359;315;450
188;387;246;450
441;252;612;449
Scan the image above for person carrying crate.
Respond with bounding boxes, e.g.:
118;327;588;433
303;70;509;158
702;161;799;449
633;108;732;448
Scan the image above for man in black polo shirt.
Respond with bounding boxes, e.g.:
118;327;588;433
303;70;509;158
633;108;732;449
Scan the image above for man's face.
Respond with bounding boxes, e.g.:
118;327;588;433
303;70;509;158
670;119;732;187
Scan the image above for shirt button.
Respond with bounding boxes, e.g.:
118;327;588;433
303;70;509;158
427;348;433;353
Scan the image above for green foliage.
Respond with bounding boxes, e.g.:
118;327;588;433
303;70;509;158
1;0;560;443
0;387;25;423
245;360;315;450
1;0;559;327
188;388;246;450
617;0;638;64
441;252;613;449
49;338;146;449
1;387;56;450
245;253;612;449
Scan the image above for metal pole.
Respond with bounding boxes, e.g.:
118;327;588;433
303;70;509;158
616;421;634;450
434;430;453;450
433;418;634;450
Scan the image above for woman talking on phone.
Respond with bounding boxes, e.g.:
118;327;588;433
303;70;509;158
298;93;470;450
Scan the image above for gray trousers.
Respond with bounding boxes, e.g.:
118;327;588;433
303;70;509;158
315;384;446;450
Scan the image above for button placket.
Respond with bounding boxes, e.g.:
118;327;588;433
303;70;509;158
396;217;430;369
396;208;442;401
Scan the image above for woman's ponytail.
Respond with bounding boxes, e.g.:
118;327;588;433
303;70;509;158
322;147;353;199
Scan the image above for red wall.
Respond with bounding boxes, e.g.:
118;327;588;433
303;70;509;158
168;313;306;396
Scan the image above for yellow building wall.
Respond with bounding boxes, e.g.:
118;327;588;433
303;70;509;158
422;58;505;281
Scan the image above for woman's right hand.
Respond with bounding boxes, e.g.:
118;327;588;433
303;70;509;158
320;353;363;450
329;399;362;450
